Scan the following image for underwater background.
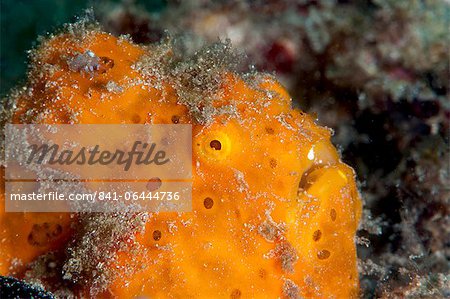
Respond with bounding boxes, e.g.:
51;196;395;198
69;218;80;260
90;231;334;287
1;0;449;298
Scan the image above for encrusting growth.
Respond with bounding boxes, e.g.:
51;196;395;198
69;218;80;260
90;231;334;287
0;20;362;298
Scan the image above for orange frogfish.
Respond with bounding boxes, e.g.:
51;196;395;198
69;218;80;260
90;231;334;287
0;22;362;298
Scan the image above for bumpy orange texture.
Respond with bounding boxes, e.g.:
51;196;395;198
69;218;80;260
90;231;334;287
0;30;362;298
